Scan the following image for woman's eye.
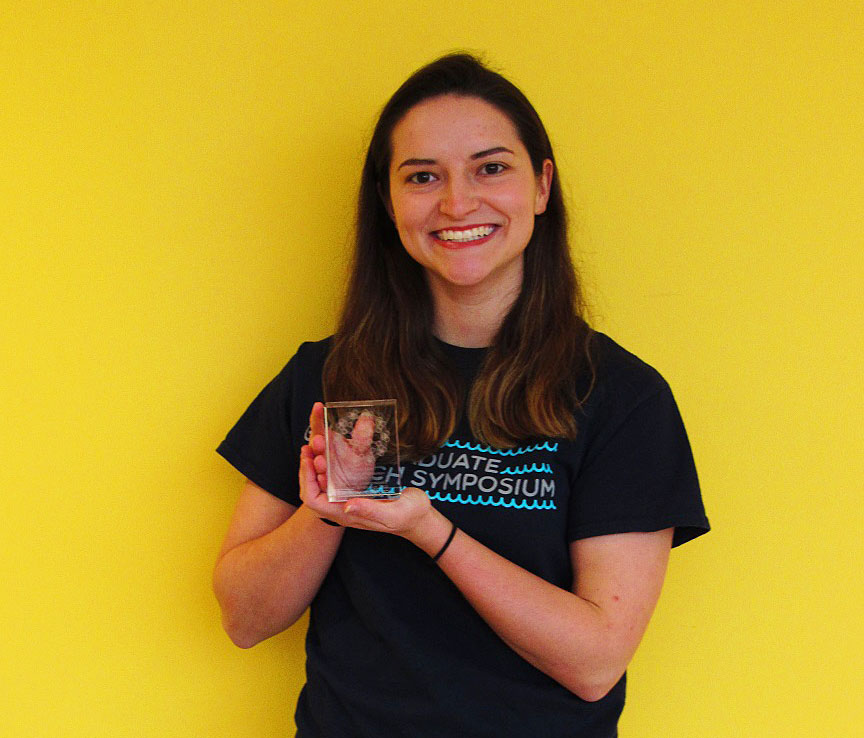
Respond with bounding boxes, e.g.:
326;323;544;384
407;171;436;184
481;162;506;175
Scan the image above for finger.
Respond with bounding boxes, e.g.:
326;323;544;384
314;448;328;491
299;456;320;499
310;433;326;455
329;432;353;472
302;457;348;518
351;413;375;455
309;401;326;440
343;499;377;523
344;498;400;531
332;431;349;453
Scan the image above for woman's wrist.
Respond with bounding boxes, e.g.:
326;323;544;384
402;506;454;556
431;521;458;562
296;503;346;534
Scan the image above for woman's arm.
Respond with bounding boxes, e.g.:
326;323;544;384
213;405;345;648
337;493;672;702
212;481;343;648
416;509;673;702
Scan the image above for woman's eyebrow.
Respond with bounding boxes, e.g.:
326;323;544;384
471;146;513;159
396;147;515;170
397;157;436;169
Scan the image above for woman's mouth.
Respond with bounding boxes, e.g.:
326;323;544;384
431;225;497;246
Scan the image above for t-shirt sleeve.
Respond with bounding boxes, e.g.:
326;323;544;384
216;357;304;507
568;373;709;548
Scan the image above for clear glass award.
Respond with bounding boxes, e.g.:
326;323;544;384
324;399;401;502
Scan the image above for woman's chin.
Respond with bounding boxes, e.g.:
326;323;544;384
427;262;523;295
431;271;493;291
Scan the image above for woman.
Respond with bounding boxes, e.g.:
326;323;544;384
214;53;709;737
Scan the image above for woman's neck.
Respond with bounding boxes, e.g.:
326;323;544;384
429;280;519;348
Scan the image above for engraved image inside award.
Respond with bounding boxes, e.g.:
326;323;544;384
324;400;401;502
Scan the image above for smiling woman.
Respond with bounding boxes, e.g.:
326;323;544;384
214;53;709;738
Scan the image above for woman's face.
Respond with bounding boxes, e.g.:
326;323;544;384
386;95;552;297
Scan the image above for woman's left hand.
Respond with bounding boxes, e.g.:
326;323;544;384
340;486;442;541
339;487;454;558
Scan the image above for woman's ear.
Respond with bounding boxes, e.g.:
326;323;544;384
534;159;554;215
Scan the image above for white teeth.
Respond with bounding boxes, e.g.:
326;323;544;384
435;225;495;242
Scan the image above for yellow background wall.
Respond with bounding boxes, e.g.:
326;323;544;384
2;2;862;735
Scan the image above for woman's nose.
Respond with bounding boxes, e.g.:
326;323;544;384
439;178;479;219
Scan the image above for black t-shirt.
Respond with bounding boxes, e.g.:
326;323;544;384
217;332;709;738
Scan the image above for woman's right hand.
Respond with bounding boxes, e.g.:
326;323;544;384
299;401;361;524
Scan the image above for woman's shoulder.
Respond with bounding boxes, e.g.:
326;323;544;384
292;335;333;366
262;336;333;392
586;331;673;408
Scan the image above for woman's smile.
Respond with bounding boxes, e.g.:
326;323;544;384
431;224;498;247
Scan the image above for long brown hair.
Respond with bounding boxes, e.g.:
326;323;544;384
323;53;594;458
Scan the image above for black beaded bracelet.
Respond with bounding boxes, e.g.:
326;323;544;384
320;518;341;527
431;522;458;563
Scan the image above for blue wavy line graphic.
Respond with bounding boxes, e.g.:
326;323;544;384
360;486;400;497
442;440;559;456
427;490;556;511
499;462;553;475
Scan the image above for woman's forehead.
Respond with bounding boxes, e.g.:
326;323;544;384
390;95;523;163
